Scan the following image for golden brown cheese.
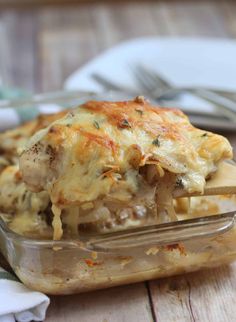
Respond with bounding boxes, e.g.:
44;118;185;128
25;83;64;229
0;113;70;238
0;165;52;237
20;97;232;213
0;109;153;239
0;111;68;168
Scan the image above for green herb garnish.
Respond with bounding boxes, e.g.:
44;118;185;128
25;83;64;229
93;121;100;129
175;178;184;189
152;136;160;147
135;109;143;116
120;119;131;128
201;133;208;137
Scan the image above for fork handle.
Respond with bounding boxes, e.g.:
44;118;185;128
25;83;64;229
192;88;236;123
91;73;138;96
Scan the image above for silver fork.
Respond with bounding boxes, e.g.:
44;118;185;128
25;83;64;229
91;70;236;123
130;65;181;100
132;64;236;122
91;73;138;96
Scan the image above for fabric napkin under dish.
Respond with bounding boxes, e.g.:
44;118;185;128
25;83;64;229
0;267;50;322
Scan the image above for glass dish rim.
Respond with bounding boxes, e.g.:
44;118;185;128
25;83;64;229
0;212;235;252
0;90;133;109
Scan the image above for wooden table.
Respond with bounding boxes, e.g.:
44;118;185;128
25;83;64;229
1;1;236;321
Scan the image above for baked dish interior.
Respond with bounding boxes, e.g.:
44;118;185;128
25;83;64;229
0;97;233;240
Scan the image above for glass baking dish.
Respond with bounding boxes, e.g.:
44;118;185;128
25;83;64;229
1;91;236;294
0;195;236;295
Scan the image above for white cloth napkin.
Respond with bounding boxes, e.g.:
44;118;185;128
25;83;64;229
0;268;50;322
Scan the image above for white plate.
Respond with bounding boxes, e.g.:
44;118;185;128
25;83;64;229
64;37;236;118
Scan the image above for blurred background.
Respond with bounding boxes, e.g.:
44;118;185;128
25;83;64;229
0;0;235;93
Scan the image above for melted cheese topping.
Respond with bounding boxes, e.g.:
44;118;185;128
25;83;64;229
51;205;63;240
21;97;232;205
0;114;73;239
19;97;232;239
0;165;52;238
0;165;49;214
0;111;68;167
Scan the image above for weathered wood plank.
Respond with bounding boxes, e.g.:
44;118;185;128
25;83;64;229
154;0;228;37
0;0;234;92
37;5;100;91
46;283;154;322
149;263;236;322
0;9;39;92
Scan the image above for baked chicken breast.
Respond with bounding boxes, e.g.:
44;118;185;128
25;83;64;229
0;111;68;170
0;112;69;237
19;97;233;239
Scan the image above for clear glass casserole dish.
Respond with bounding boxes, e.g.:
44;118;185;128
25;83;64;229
0;91;236;295
0;195;236;295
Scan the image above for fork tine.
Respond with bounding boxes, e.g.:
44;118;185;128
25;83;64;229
131;64;176;101
138;65;171;90
137;65;165;90
131;64;171;97
129;64;158;93
91;73;123;91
